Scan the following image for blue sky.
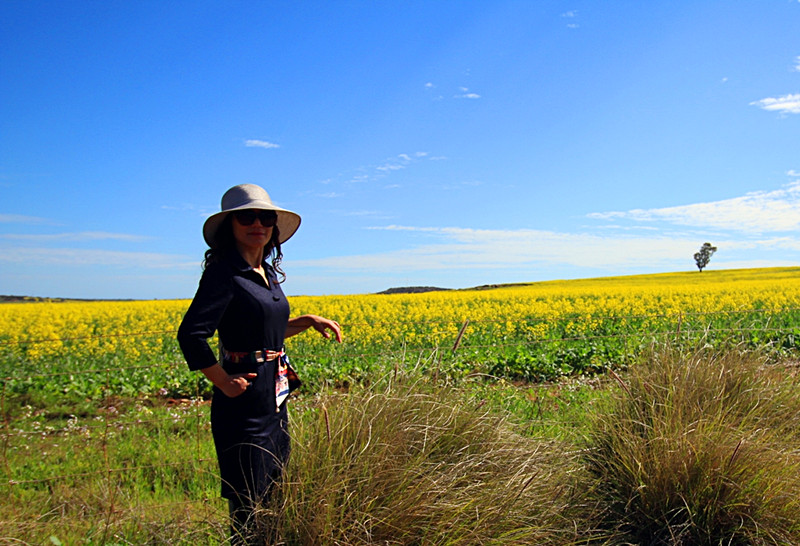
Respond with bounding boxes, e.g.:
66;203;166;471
2;1;799;299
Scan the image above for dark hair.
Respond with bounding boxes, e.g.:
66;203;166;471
203;214;286;282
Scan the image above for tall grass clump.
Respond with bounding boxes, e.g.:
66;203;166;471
269;374;594;545
583;349;800;545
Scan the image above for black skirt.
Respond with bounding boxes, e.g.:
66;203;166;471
211;358;290;501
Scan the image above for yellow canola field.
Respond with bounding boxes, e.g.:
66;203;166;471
0;300;188;362
2;268;800;365
288;268;800;353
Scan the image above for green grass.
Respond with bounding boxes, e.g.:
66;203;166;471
1;399;227;544
2;348;799;544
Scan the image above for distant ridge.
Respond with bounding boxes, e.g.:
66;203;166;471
0;295;134;303
377;286;451;295
0;295;63;303
377;282;537;294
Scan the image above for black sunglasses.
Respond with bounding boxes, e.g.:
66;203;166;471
233;209;278;227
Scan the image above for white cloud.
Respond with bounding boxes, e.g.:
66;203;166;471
297;226;706;272
340;210;392;218
244;139;280;149
588;182;800;233
376;164;406;172
713;259;799;270
455;87;481;99
292;181;800;285
0;246;195;269
750;94;800;114
376;154;413;172
347;174;371;184
315;151;442;194
794;56;800;72
0;231;151;242
0;214;49;223
345;152;430;182
160;203;206;212
561;10;578;27
292;224;800;282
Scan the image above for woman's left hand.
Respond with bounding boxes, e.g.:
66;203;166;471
286;314;343;342
311;316;343;343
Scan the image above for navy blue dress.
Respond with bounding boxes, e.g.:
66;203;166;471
178;250;290;501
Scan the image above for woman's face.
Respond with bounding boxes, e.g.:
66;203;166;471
231;209;277;252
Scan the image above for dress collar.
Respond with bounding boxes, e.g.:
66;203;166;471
227;248;272;276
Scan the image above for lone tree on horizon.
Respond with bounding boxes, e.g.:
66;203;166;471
694;242;717;272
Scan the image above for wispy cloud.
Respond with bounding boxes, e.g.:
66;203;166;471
376;153;418;172
424;82;444;101
0;246;195;269
333;152;438;187
160;203;208;212
0;214;50;224
244;139;280;149
561;9;579;28
294;223;800;278
295;226;721;273
750;94;800;114
588;182;800;233
793;56;800;72
334;209;395;220
293;181;800;280
376;163;407;172
0;231;152;242
454;87;481;99
426;82;480;100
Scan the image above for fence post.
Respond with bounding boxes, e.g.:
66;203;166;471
452;319;470;354
1;379;10;478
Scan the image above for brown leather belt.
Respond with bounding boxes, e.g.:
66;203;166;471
221;348;284;364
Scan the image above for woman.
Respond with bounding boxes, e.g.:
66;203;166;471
178;184;341;543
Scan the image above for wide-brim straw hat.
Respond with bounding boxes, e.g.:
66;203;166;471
203;184;301;248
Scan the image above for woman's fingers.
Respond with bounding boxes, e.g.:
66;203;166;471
319;318;343;342
225;372;257;396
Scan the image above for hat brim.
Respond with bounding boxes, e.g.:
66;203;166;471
203;202;301;248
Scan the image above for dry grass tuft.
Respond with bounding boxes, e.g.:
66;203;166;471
270;377;593;545
583;349;800;545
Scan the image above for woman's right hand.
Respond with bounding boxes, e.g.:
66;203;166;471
201;363;258;398
220;372;258;398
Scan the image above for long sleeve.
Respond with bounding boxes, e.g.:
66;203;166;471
177;262;234;371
